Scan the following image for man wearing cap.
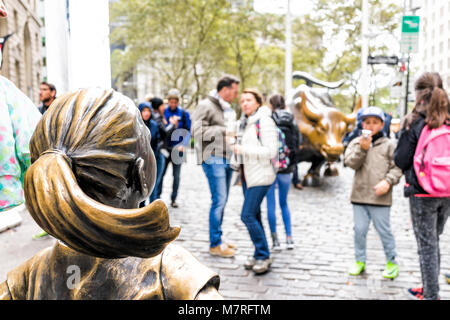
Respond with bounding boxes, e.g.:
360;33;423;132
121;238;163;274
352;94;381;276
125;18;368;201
344;106;403;280
159;90;191;208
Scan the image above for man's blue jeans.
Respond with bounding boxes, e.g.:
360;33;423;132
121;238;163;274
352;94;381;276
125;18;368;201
157;149;184;202
201;156;234;248
241;180;271;260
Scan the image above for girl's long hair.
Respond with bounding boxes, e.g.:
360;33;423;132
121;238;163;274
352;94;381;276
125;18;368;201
24;88;180;259
404;72;450;130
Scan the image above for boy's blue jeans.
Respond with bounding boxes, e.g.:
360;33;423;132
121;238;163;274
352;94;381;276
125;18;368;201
241;180;271;260
201;156;234;248
353;204;397;264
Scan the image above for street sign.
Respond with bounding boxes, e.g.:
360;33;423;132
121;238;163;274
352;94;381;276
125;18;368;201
401;16;420;54
368;55;399;65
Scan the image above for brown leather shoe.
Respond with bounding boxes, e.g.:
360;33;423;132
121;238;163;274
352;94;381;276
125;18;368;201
226;242;237;249
209;244;235;258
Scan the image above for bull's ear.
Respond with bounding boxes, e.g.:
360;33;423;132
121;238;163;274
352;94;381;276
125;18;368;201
353;97;363;113
344;97;362;125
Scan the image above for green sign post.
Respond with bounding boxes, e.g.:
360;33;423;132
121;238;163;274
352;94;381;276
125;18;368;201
400;16;420;117
401;16;420;53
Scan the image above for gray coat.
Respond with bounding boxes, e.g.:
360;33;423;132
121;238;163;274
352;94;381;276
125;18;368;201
191;96;232;164
344;136;403;207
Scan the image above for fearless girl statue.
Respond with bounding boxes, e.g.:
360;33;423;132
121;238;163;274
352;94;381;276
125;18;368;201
0;88;222;300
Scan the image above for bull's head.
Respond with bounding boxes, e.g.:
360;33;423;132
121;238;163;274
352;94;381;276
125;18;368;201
292;87;361;162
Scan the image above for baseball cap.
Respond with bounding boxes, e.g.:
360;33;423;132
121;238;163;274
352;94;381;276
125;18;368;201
360;106;385;122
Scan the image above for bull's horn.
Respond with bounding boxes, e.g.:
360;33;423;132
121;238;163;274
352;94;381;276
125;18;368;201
301;92;322;122
344;96;362;124
293;71;345;89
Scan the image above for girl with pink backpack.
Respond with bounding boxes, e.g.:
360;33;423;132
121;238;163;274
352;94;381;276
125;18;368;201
394;72;450;300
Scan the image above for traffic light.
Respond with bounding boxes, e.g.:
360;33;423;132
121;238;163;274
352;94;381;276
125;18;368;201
400;63;407;73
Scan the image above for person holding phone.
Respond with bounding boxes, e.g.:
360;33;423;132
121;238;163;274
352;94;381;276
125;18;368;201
344;106;403;279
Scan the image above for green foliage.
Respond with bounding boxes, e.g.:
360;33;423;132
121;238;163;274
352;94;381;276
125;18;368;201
110;0;401;112
313;0;402;112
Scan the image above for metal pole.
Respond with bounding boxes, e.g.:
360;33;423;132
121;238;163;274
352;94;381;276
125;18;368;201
285;0;292;99
361;0;369;109
404;54;411;117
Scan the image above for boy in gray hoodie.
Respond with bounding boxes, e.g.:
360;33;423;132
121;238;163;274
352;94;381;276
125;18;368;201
344;106;403;279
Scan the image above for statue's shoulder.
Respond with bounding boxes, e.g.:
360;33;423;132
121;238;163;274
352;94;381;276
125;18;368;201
5;245;54;300
160;243;220;300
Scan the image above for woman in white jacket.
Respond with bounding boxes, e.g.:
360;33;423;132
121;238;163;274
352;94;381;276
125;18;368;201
233;89;278;274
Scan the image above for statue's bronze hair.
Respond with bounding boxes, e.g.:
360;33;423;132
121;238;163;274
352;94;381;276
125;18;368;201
24;88;180;259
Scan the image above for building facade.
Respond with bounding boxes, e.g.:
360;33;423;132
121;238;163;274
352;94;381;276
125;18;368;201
0;0;42;104
43;0;111;95
418;0;450;89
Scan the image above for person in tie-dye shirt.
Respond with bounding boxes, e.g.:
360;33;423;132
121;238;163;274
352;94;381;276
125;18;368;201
0;76;41;212
0;0;42;232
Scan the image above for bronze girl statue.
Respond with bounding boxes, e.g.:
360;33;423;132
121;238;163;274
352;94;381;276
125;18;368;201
0;88;222;300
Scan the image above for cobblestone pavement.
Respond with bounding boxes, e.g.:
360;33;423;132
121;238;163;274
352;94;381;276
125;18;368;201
1;148;449;300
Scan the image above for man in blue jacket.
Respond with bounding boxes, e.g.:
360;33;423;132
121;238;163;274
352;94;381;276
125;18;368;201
159;91;191;208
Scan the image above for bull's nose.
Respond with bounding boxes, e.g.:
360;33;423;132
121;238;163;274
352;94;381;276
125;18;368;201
321;144;344;156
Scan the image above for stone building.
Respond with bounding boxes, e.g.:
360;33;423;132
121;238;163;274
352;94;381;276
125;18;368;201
418;0;450;89
0;0;42;104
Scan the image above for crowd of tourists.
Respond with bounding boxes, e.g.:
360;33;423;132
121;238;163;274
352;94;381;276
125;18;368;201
0;66;449;298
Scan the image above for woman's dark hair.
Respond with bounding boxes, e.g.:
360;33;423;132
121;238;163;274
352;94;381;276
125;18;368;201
242;88;263;107
404;72;450;129
269;94;285;110
151;97;164;110
25;88;179;259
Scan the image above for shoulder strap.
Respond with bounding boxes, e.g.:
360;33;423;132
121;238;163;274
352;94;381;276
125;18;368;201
255;119;261;140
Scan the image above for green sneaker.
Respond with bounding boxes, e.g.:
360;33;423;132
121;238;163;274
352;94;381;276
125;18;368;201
32;230;49;240
382;261;399;279
349;261;365;276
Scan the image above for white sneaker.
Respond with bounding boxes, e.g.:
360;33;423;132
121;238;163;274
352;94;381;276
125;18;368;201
0;205;24;233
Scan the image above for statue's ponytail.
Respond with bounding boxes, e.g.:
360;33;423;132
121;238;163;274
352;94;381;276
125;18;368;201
25;150;179;259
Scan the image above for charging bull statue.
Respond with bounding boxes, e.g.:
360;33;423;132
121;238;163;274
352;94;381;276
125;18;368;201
288;72;362;186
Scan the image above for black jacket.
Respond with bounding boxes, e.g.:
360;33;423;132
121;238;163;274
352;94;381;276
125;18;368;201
152;113;176;153
393;113;427;196
272;109;303;174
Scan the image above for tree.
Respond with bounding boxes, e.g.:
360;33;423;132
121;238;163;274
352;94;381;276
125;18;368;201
110;0;230;108
312;0;401;113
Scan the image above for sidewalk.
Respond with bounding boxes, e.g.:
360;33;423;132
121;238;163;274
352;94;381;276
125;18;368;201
1;149;449;300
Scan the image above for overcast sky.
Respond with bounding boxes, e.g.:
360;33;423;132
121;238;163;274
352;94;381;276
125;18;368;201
253;0;314;16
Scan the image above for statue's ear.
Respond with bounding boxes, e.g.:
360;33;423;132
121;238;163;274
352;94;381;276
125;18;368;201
134;157;150;197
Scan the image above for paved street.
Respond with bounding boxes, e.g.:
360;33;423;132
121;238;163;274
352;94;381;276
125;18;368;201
1;148;449;300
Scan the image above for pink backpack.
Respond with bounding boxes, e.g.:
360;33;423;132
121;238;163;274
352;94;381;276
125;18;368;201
413;124;450;197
